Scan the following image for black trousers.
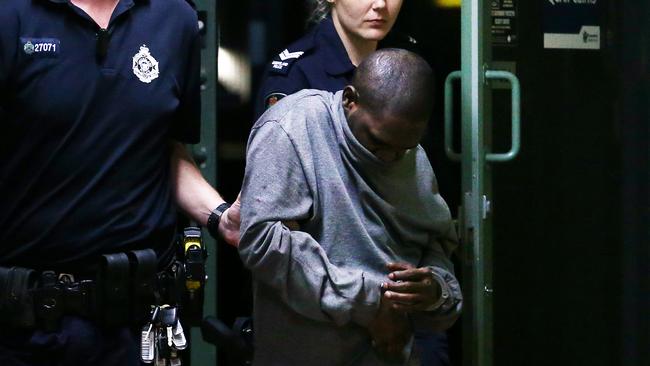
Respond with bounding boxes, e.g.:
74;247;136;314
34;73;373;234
414;332;451;366
0;316;140;366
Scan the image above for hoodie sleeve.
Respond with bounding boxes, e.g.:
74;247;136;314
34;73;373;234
239;119;382;327
410;194;463;332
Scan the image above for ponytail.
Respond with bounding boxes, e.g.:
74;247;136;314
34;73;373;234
308;0;332;25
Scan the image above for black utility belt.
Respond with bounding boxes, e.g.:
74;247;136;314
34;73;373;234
0;249;185;331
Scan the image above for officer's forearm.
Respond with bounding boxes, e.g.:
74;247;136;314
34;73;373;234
169;140;226;226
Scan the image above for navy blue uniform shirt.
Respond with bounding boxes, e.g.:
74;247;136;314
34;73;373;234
254;16;418;119
0;0;201;269
254;16;353;119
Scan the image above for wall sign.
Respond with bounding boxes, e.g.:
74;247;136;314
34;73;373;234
492;0;517;46
543;0;602;50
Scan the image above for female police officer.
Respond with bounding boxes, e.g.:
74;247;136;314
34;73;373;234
253;0;407;118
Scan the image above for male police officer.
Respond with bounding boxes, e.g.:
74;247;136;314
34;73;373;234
240;49;462;365
0;0;239;365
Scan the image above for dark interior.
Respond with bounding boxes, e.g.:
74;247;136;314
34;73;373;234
213;1;648;365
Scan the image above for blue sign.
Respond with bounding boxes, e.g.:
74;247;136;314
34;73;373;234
543;0;603;50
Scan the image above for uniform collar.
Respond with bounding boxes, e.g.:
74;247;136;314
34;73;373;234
316;16;356;77
41;0;147;25
42;0;148;4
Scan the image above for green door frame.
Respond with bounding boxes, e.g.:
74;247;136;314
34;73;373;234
453;2;521;365
191;0;218;365
460;1;493;365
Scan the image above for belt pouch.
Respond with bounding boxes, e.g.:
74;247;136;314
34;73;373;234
33;271;64;331
127;249;157;324
171;259;186;306
0;266;37;328
155;259;184;307
99;253;131;327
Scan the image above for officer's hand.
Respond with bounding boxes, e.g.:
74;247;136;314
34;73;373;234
219;194;241;247
382;262;441;313
367;295;412;361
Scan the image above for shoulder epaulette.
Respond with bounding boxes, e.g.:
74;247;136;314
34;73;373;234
268;28;318;76
269;49;305;75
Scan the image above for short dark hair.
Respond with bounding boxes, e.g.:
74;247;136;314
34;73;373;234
352;48;435;122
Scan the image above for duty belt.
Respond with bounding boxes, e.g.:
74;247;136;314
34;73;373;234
0;249;184;331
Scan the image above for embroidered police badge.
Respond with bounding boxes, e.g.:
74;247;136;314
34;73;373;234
23;41;35;55
132;45;159;83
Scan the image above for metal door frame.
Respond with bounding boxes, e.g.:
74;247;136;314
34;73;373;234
191;0;218;365
460;1;492;364
451;2;521;365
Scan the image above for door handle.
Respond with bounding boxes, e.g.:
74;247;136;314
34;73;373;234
444;71;462;162
484;70;521;162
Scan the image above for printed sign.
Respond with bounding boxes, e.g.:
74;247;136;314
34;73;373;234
492;0;517;46
543;0;602;50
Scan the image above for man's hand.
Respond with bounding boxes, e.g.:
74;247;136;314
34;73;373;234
218;195;241;247
367;295;411;361
382;262;441;313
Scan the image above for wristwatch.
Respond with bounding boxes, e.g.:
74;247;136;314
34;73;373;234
207;202;231;239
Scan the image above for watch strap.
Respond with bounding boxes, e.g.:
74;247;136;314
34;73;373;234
207;202;231;239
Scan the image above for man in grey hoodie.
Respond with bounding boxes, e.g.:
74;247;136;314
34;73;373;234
239;49;462;366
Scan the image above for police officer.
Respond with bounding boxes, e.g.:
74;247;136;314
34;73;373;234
253;1;452;365
0;0;239;365
254;0;416;119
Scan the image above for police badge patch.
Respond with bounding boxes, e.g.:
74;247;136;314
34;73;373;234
265;93;287;110
20;37;60;58
132;45;159;83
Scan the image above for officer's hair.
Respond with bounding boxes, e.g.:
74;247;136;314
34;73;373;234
352;48;435;122
308;0;332;25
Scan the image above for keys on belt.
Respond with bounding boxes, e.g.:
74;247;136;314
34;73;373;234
141;304;187;365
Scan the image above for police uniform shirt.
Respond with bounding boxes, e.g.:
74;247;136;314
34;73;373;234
0;0;201;269
254;15;418;119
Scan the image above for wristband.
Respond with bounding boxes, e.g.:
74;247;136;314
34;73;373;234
207;202;231;239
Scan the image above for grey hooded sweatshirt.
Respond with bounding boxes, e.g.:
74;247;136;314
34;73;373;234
239;90;462;366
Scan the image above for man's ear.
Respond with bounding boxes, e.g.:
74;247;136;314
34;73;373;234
342;86;359;112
